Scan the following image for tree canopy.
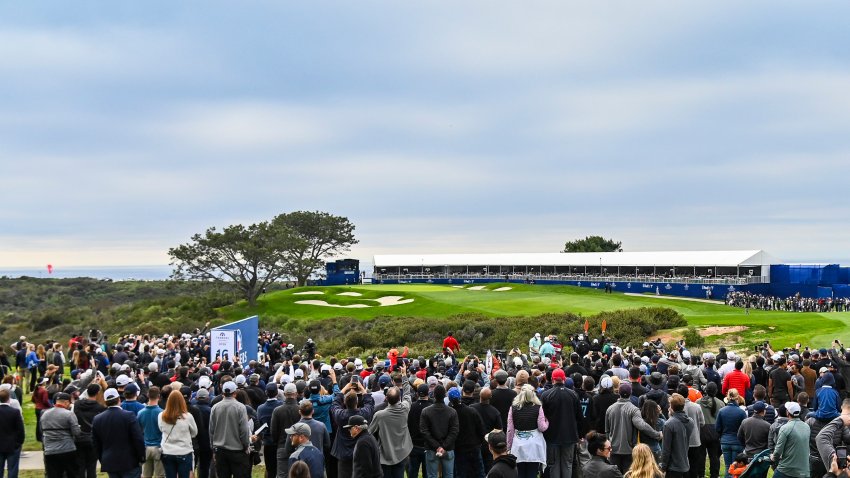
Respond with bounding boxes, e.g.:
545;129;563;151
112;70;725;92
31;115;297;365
169;211;357;305
563;235;622;253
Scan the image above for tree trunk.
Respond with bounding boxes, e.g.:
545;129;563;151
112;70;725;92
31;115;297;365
297;275;308;287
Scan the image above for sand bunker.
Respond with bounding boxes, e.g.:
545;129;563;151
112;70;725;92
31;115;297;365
492;287;512;292
294;291;325;295
371;296;415;306
337;292;363;297
295;295;414;308
452;285;466;288
294;300;371;308
467;286;487;290
700;326;748;337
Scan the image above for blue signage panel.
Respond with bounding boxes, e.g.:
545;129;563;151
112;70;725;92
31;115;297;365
211;315;259;364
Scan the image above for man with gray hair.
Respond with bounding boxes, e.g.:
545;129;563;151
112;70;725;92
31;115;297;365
369;386;413;478
41;392;81;477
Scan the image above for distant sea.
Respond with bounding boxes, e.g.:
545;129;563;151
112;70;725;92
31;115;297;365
0;265;173;281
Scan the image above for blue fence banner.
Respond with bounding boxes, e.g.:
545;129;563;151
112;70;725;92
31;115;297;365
211;315;259;364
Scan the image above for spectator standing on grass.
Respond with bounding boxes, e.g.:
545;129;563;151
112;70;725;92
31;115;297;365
605;382;661;474
209;381;251;478
92;388;146;478
286;422;324;478
349;415;382;478
408;383;433;478
506;384;547;478
41;391;81;478
443;332;460;355
540;367;582;478
471;387;503;472
716;389;747;478
158;391;198;478
137;386;165;478
771;402;810;478
485;431;517;478
660;394;694;478
74;383;107;478
583;431;622;478
738;401;771;460
0;388;24;478
420;384;460;478
369;386;413;478
257;383;282;478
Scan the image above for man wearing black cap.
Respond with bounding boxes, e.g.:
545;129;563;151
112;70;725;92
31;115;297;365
73;383;107;478
408;383;433;478
257;383;282;478
348;415;381;478
485;431;517;478
41;391;82;478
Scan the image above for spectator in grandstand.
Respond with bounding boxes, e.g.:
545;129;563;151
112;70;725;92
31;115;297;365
92;388;146;478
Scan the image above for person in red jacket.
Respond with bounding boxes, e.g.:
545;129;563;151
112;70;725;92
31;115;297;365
442;333;460;355
722;360;751;397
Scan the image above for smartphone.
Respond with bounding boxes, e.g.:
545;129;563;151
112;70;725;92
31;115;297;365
837;446;847;469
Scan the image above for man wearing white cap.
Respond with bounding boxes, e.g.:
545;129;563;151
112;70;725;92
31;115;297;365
209;382;251;478
91;388;145;477
528;333;542;358
771;401;810;478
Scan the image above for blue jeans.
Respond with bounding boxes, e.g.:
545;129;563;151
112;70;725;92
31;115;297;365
107;465;142;478
721;443;743;478
162;453;193;478
0;448;21;478
425;450;455;478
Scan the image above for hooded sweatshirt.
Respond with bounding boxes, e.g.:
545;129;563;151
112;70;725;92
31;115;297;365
811;372;840;421
661;411;694;473
487;454;518;478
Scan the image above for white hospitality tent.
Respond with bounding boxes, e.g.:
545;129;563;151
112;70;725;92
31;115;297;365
373;250;781;280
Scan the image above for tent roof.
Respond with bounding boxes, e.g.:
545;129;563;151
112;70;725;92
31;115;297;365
373;250;781;268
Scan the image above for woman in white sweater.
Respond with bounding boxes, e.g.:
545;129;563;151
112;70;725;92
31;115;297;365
158;390;198;478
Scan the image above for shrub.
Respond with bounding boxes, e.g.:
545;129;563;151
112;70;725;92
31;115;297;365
682;326;706;349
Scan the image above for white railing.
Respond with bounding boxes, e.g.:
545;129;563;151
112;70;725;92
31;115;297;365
372;272;766;285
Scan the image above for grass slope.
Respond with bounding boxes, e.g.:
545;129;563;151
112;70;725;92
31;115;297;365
222;283;850;351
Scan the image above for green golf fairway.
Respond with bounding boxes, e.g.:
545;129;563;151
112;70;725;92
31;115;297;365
223;283;850;350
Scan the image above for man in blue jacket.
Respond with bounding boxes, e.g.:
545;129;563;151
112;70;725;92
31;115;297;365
92;388;146;478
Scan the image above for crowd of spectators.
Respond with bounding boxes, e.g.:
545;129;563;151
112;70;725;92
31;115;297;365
4;326;850;478
726;292;850;313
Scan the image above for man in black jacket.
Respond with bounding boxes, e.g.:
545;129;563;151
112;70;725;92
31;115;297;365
73;383;106;478
408;384;432;478
348;415;382;478
450;386;485;478
470;387;502;472
272;383;302;478
485;431;517;478
0;388;25;478
92;388;146;478
420;385;459;478
540;368;583;478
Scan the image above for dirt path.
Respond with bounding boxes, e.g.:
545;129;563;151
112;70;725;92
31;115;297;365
653;326;749;344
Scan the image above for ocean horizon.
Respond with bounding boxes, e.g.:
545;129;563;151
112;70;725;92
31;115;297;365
0;265;174;281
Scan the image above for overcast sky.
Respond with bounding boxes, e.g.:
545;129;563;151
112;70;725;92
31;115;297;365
2;2;849;268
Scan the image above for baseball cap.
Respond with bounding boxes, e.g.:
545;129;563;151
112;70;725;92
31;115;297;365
198;376;212;389
417;383;430;396
321;364;332;373
249;374;260;383
222;382;237;395
115;375;131;387
196;389;210;400
103;388;120;401
753;401;766;413
234;375;247;386
785;402;801;417
552;369;566;382
283;383;297;394
448;387;461;401
308;380;321;394
600;376;613;390
344;415;368;428
54;392;72;402
618;382;632;397
354;358;363;369
266;383;279;393
820;367;829;374
378;375;392;388
285;422;312;437
124;383;140;397
294;369;304;379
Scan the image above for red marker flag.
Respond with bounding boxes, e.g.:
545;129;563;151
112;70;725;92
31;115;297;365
601;320;608;333
583;319;589;333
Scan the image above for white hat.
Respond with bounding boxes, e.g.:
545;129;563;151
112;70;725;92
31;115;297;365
198;376;212;389
333;363;343;371
643;342;650;347
513;357;523;367
280;375;292;384
600;376;613;389
785;402;802;417
234;375;247;386
321;364;332;372
115;375;131;387
104;388;120;401
120;364;130;371
535;333;541;338
148;362;159;372
354;358;363;369
222;382;237;394
0;384;11;392
682;351;691;360
294;369;304;378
